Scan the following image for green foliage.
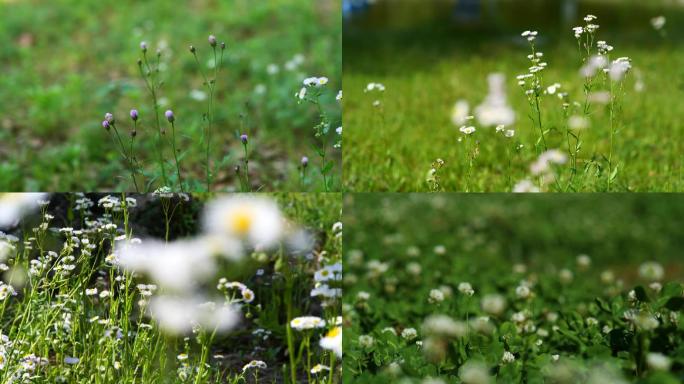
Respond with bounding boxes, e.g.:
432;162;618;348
343;194;684;383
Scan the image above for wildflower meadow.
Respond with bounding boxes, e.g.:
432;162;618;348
0;192;342;383
343;1;683;192
343;193;684;383
0;0;341;192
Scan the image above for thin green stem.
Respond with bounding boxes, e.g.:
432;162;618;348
170;121;184;192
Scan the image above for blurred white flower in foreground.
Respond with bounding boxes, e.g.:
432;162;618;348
150;296;240;334
319;327;342;358
0;193;48;227
203;196;284;249
474;73;516;127
115;239;216;291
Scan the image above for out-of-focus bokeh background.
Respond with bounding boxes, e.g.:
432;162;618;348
345;193;684;272
343;193;684;383
0;0;341;191
343;0;684;192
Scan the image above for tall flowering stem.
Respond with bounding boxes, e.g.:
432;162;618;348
165;110;184;191
518;31;547;153
138;43;169;188
190;37;225;191
102;115;140;192
239;134;251;192
297;77;334;192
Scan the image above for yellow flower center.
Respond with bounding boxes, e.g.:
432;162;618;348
228;208;253;235
326;327;341;338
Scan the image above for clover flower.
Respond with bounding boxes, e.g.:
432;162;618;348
651;16;666;31
638;261;664;281
647;352;672;371
459;360;491;384
358;334;375;348
481;294;506;315
458;282;474;296
401;327;418;341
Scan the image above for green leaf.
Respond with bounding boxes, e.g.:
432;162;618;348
608;328;633;352
634;286;650;302
663;297;684;311
321;161;334;174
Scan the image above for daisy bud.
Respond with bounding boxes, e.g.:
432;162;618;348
240;134;248;144
102;120;110;130
165;110;175;123
208;35;217;47
130;109;139;122
140;41;147;53
301;156;309;168
104;113;114;124
189;45;196;54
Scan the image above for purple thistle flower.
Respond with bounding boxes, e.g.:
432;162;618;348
130;109;139;121
165;110;175;122
104;113;114;124
301;156;309;167
102;120;110;130
240;134;248;144
140;41;147;52
208;35;217;47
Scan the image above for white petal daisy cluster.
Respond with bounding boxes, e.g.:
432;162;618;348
242;359;267;372
290;316;326;331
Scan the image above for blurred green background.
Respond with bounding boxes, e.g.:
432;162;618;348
0;0;341;191
345;193;684;278
343;0;684;191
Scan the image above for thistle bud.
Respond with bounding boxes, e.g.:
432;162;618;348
240;134;248;144
189;45;196;54
208;35;217;47
165;110;175;122
220;42;226;50
140;41;147;53
104;113;114;124
102;120;110;130
131;130;137;137
130;109;139;122
301;156;309;168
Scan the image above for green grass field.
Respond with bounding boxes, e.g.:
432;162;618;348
0;0;341;192
343;0;684;192
343;193;684;383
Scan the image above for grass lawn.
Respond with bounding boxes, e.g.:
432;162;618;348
0;0;341;192
343;0;684;192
